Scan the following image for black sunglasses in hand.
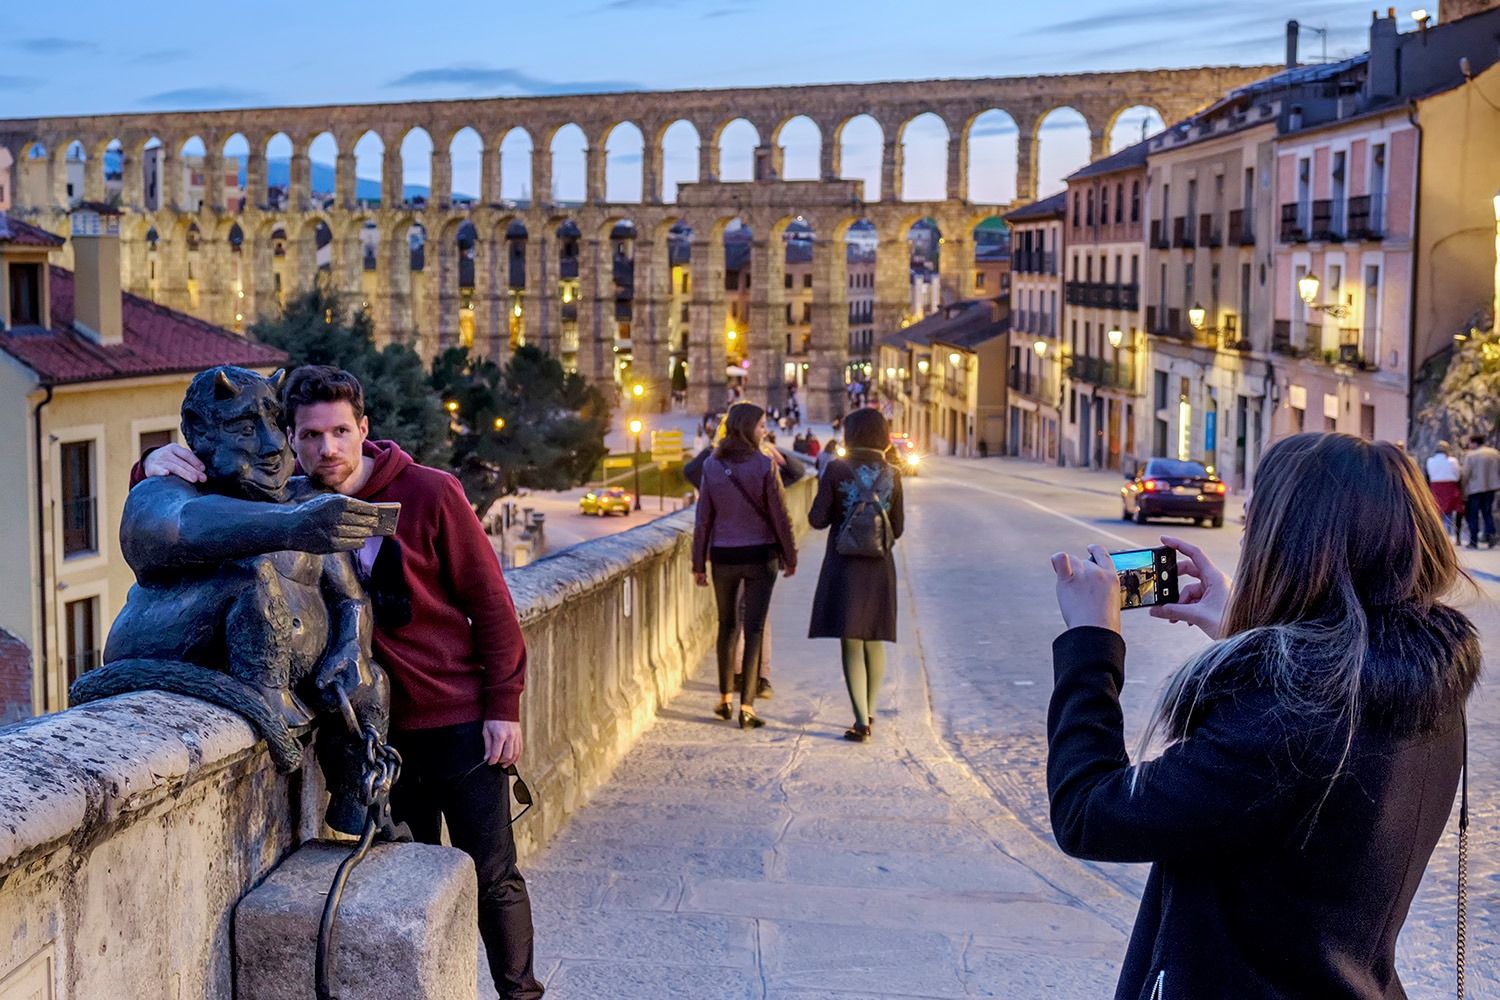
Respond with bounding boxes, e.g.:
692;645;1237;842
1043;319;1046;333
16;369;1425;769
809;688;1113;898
451;761;534;827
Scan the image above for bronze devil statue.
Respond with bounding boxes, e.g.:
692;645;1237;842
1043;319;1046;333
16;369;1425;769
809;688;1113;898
70;365;395;836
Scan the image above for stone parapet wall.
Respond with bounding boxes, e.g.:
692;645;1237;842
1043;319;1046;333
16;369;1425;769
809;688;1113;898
0;476;813;998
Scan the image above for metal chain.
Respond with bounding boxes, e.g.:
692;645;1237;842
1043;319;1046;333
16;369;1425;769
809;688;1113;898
316;714;404;1000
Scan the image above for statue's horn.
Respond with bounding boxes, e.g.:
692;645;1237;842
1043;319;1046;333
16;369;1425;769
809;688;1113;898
214;369;240;400
267;368;287;393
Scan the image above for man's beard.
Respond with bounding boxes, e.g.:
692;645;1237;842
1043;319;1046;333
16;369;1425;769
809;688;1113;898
309;456;358;491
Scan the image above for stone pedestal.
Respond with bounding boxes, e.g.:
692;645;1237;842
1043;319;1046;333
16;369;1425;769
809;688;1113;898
234;842;478;1000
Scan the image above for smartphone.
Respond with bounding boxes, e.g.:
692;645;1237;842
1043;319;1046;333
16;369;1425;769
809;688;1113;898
372;501;402;537
1099;546;1178;610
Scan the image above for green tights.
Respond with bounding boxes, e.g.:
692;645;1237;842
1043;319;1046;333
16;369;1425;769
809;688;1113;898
839;639;887;728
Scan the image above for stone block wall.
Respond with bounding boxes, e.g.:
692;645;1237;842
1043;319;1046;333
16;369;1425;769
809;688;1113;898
0;476;813;998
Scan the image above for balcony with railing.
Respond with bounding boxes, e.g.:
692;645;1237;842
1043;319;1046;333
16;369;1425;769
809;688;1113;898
1347;194;1385;240
1279;203;1309;243
1068;355;1138;393
1272;319;1297;355
1309;198;1343;241
1199;213;1221;248
1172;216;1194;248
1065;282;1140;310
1228;208;1254;246
1149;219;1170;249
1014;250;1057;275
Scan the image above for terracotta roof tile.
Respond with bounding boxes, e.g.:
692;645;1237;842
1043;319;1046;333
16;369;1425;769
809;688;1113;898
0;214;65;248
0;266;286;385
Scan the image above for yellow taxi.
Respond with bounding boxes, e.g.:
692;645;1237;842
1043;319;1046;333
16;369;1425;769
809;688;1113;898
579;487;633;516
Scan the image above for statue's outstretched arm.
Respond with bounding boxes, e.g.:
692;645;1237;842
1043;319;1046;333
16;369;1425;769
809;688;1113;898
122;480;381;576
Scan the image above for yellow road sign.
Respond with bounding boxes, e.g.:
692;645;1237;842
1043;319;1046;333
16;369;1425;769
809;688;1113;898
602;456;634;470
651;429;684;464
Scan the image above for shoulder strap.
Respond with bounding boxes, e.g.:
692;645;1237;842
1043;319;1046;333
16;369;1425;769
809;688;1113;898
718;458;779;536
1458;710;1469;999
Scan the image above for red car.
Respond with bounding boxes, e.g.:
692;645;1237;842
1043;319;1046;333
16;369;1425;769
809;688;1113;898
1121;458;1227;528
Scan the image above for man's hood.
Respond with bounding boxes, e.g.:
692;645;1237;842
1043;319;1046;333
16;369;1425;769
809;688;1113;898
358;439;415;498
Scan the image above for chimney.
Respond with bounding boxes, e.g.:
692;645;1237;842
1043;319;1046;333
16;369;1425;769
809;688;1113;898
1286;19;1300;68
69;203;123;346
1367;7;1402;98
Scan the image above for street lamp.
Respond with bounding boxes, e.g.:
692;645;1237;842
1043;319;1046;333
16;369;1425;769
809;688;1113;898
631;382;645;400
493;417;506;431
1033;339;1047;357
1188;302;1208;331
1296;273;1351;317
1107;326;1124;349
948;351;962;367
917;359;930;374
628;417;644;511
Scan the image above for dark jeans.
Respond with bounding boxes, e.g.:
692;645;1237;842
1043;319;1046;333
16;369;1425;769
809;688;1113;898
389;722;543;1000
711;559;777;704
1465;490;1496;545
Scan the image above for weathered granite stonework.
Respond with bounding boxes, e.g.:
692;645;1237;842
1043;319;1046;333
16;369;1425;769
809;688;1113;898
0;476;812;998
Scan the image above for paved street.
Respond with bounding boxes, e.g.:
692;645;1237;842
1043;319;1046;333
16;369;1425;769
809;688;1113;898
513;456;1498;998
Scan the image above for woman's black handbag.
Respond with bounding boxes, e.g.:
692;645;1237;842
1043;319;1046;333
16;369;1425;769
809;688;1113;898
835;475;893;559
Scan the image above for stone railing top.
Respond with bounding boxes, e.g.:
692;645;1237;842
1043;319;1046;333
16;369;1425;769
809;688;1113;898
0;477;808;883
0;691;259;880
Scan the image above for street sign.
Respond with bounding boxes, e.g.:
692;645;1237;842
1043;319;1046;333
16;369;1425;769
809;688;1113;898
650;429;684;465
602;456;633;470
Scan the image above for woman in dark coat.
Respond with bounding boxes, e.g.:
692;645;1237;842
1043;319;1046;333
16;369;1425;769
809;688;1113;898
807;408;904;742
1047;432;1480;999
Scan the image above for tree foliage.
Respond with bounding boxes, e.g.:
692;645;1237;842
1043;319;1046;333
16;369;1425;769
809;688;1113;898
434;345;612;514
1412;311;1499;456
249;287;449;464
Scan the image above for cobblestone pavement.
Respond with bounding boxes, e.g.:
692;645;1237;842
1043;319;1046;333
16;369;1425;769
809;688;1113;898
507;456;1497;998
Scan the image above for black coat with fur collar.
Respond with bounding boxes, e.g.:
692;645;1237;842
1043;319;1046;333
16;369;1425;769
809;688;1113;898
1047;606;1480;1000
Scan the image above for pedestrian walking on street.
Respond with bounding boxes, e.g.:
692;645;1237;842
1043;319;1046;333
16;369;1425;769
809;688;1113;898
1047;432;1480;1000
1426;440;1464;542
691;402;798;729
141;367;545;999
807;409;904;742
815;438;839;478
1460;432;1500;548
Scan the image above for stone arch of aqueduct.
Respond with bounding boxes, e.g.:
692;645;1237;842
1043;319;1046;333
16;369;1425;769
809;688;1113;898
0;66;1273;420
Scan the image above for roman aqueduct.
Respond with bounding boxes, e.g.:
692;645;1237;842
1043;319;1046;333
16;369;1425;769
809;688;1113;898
0;66;1274;419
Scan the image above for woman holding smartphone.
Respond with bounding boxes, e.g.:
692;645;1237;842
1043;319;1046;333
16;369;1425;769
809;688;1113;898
1047;432;1479;999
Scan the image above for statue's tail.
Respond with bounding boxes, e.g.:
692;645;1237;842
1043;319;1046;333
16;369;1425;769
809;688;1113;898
70;661;303;772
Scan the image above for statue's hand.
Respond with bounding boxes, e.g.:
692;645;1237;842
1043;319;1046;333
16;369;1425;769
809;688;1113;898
288;493;382;553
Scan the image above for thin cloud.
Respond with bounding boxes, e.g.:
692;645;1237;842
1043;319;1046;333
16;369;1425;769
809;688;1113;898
12;36;96;54
138;86;267;108
386;66;639;95
702;6;748;17
129;48;191;65
0;74;38;90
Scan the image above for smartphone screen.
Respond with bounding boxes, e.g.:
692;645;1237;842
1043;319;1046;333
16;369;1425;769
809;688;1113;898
1107;546;1178;610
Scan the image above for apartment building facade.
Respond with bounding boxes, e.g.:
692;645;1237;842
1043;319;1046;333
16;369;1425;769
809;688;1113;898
1061;142;1149;471
1003;192;1066;463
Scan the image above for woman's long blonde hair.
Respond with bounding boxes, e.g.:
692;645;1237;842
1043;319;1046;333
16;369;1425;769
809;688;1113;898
1136;433;1468;796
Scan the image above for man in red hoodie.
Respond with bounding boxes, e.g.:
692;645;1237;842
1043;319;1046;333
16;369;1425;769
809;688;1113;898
143;365;543;999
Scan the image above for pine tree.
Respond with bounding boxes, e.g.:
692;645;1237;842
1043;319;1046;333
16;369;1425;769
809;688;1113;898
435;345;612;515
248;287;448;464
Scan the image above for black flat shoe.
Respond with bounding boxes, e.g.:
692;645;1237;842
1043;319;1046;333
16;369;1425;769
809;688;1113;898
714;702;733;720
739;708;765;729
844;724;871;742
757;677;774;700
